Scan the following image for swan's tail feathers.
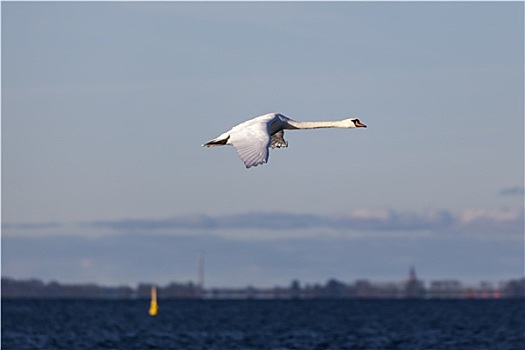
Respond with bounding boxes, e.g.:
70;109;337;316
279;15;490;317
202;135;230;147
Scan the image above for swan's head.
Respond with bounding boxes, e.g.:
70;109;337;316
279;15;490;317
345;118;367;128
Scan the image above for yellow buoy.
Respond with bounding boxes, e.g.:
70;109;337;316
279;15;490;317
148;285;158;316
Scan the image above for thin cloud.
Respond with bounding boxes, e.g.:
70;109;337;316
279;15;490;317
458;208;524;235
86;208;523;237
500;187;525;196
1;222;62;230
88;213;326;231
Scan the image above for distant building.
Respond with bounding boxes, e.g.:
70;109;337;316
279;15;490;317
289;279;301;299
324;279;347;298
404;266;425;298
427;280;463;299
502;278;525;298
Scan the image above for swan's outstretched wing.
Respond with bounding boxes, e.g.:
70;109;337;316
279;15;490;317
203;113;290;168
229;118;271;168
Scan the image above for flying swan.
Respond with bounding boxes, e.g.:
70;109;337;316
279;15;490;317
202;112;367;168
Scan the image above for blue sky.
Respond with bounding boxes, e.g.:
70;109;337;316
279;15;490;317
2;2;523;288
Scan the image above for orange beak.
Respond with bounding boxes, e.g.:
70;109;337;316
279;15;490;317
354;120;367;128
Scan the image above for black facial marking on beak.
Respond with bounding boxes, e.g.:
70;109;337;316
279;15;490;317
353;119;367;128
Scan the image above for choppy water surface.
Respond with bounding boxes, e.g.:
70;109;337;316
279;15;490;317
2;299;524;349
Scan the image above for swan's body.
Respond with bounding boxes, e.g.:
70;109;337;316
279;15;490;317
203;112;367;168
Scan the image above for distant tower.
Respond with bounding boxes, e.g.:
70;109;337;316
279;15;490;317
197;251;205;291
405;266;425;298
409;266;417;282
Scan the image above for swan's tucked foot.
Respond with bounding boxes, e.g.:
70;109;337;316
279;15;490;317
270;130;288;149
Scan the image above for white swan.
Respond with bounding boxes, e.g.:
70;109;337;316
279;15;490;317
203;112;367;168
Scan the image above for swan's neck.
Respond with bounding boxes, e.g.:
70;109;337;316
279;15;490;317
286;119;349;130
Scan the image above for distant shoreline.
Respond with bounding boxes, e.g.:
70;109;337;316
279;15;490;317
2;276;524;300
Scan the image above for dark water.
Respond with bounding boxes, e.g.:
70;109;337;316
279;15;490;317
2;299;524;350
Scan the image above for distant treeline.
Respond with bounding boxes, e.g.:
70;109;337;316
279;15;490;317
1;278;199;299
2;277;524;299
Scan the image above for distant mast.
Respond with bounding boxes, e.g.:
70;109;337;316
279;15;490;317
197;251;205;298
198;251;205;290
148;285;158;316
